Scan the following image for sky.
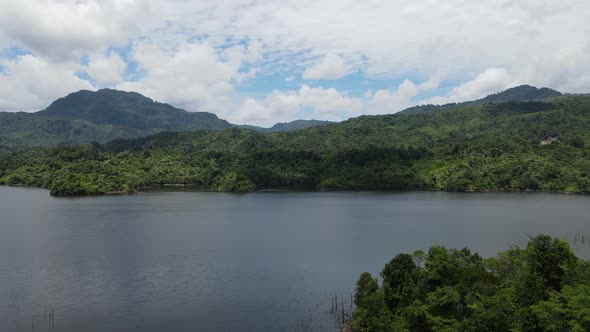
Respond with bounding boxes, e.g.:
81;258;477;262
0;1;589;126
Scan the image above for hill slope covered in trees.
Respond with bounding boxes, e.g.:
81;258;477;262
1;91;589;195
38;89;232;131
401;85;562;115
237;120;335;133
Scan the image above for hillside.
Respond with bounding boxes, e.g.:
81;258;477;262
0;89;338;148
1;92;589;195
38;89;232;131
0;89;233;148
0;112;147;151
0;85;566;149
238;119;334;133
401;84;563;115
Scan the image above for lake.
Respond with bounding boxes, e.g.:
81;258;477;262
0;186;588;331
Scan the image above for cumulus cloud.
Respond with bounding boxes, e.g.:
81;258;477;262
0;1;589;123
0;55;93;111
0;0;153;62
302;54;350;80
116;41;253;115
367;77;440;114
144;0;590;91
86;51;127;86
233;85;362;126
423;68;517;105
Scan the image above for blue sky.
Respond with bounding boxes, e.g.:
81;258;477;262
0;1;589;126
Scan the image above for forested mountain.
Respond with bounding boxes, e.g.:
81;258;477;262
0;89;337;148
401;85;563;115
0;112;146;151
38;89;232;131
0;89;231;149
1;91;589;195
0;85;566;149
238;119;334;133
481;85;562;102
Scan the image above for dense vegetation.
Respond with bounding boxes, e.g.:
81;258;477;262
0;89;589;196
0;111;152;151
351;235;590;331
238;119;334;133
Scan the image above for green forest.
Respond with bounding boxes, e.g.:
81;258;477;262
0;93;589;196
351;235;590;331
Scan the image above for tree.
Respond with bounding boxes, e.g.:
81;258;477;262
382;253;420;312
525;235;577;291
355;272;379;308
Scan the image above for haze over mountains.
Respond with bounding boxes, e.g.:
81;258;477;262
0;85;569;149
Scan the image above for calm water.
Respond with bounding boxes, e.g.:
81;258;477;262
0;186;588;332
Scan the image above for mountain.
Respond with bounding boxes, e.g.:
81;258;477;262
2;92;589;195
0;89;233;149
480;85;562;103
38;89;232;131
401;84;563;115
0;89;339;149
238;120;335;133
0;85;570;150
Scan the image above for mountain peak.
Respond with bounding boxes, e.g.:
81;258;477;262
37;89;230;131
481;85;562;103
401;85;562;115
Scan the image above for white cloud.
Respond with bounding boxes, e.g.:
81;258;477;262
423;68;517;105
86;51;127;86
0;1;589;123
299;85;362;115
116;41;252;116
0;55;93;111
367;78;440;114
302;54;349;80
0;0;153;62
142;0;590;91
232;85;361;126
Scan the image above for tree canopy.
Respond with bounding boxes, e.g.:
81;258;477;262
352;235;590;331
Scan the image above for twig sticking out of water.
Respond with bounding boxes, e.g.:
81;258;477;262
48;306;55;327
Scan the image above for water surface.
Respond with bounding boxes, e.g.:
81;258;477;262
0;187;588;331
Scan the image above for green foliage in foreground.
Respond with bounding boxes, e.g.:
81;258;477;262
0;95;589;195
352;235;590;332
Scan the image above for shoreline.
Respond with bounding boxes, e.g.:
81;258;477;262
1;183;587;197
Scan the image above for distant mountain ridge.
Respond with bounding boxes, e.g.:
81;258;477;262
0;89;334;149
401;85;563;115
481;85;562;102
0;85;567;149
38;89;231;131
238;120;335;133
3;91;589;195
